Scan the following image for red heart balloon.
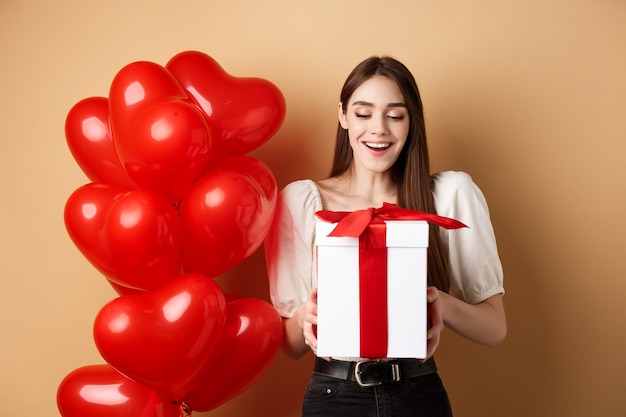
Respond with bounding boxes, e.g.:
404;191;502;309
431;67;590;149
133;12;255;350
109;61;190;126
180;155;277;277
65;97;138;189
65;184;183;292
109;60;213;202
93;274;226;402
102;189;183;291
183;297;283;412
64;183;126;278
57;364;181;417
166;51;286;164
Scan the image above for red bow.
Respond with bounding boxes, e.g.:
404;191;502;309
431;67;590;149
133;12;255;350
315;202;467;237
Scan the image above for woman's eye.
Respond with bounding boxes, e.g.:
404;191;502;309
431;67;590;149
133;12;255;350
355;113;370;119
388;115;405;120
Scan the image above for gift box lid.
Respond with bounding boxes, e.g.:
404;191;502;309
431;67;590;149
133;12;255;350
315;220;429;248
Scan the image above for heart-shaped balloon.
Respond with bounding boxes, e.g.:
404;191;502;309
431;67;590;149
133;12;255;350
65;97;138;190
93;274;226;402
183;297;283;412
166;50;286;165
180;155;277;277
64;184;183;291
109;60;213;202
64;183;127;278
102;189;183;291
57;364;181;417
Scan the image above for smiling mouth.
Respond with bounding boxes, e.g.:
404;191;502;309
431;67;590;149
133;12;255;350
364;142;391;150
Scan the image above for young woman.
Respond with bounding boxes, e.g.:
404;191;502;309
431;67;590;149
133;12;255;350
265;56;506;417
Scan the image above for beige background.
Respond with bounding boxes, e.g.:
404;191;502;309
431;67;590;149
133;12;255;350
1;1;625;416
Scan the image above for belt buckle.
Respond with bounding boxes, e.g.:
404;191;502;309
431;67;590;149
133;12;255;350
354;360;401;387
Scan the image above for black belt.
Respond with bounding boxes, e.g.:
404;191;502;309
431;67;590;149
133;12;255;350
314;357;437;387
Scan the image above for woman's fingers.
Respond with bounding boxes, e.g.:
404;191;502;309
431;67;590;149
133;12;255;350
425;286;444;360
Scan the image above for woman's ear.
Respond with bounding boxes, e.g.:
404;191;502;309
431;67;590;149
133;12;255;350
338;102;348;129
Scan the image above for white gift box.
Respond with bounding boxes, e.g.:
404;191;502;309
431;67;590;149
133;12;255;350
315;219;429;359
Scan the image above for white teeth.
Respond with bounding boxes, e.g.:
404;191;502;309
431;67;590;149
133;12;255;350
365;142;390;149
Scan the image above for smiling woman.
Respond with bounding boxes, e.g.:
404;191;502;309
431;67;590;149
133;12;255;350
264;56;506;417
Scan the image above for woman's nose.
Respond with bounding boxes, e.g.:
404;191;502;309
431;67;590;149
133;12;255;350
369;115;389;135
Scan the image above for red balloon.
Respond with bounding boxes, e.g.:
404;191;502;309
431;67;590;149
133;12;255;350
65;185;183;292
64;183;126;278
93;274;226;402
109;61;213;202
180;155;277;277
57;364;181;417
109;61;189;132
184;298;283;411
216;154;278;201
166;50;286;164
65;97;138;189
102;189;183;291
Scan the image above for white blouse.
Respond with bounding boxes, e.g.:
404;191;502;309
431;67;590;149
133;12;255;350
264;171;504;319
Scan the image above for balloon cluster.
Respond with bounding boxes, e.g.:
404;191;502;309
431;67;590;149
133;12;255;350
57;51;286;416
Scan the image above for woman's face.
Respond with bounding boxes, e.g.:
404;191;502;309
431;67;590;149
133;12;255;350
339;75;409;175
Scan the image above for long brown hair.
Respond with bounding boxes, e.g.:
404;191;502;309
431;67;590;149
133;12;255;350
330;56;450;292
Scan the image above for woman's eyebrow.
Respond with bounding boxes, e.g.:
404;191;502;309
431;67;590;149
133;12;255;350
351;100;407;108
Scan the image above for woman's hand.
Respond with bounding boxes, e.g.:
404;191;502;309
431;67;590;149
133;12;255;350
282;288;321;359
425;286;445;360
301;288;319;354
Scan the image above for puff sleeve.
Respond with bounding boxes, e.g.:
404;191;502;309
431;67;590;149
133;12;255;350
264;180;322;318
432;171;505;304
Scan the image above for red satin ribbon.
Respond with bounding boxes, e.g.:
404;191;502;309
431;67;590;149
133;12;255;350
315;202;467;237
315;203;466;358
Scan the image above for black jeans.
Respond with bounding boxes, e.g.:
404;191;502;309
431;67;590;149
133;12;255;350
301;371;453;417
